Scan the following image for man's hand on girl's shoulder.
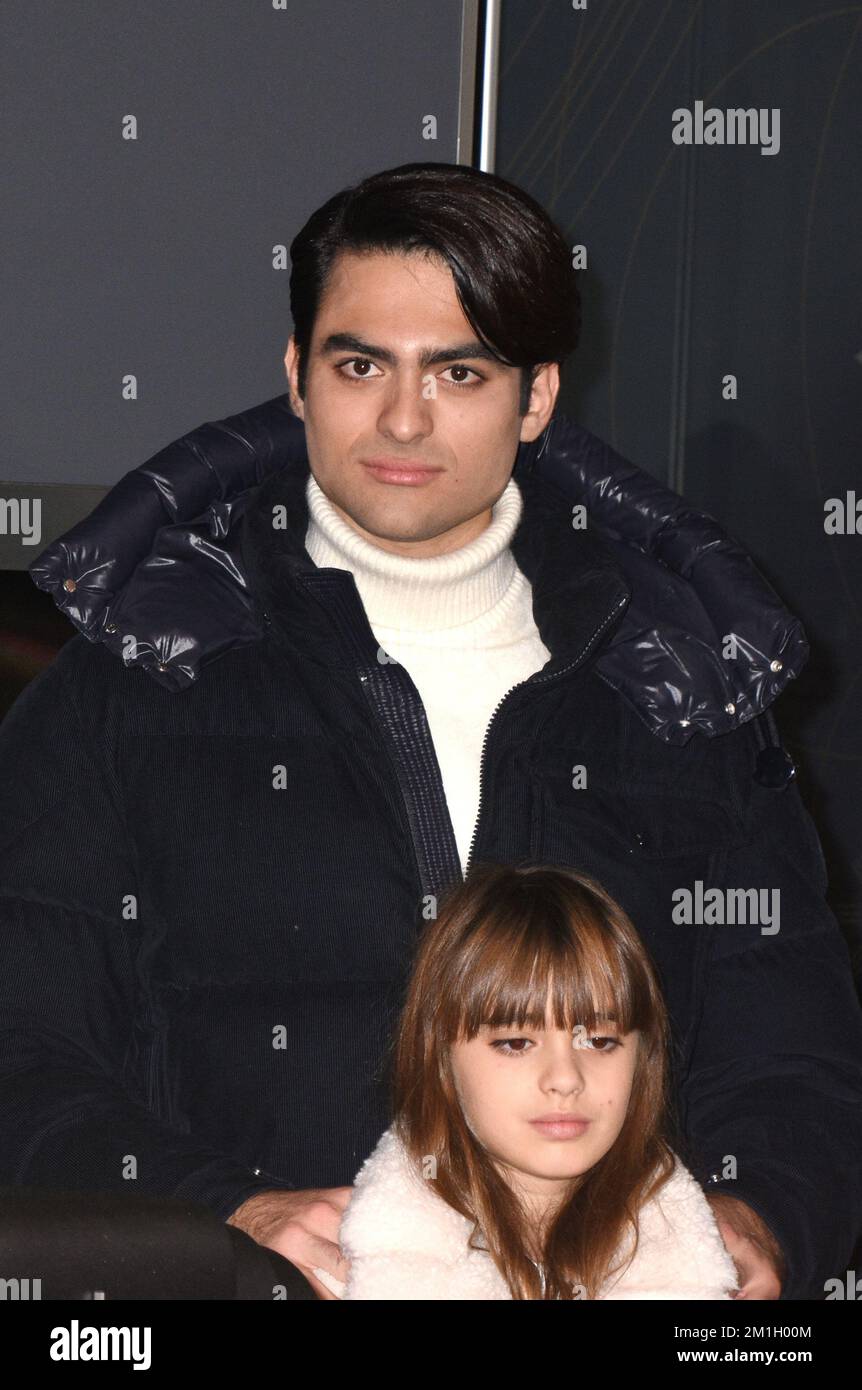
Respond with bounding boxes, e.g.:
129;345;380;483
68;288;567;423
227;1186;354;1300
706;1193;785;1300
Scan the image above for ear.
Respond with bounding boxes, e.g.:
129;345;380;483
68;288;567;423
283;336;305;420
519;362;559;444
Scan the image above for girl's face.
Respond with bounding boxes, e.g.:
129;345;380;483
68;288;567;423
448;1003;639;1219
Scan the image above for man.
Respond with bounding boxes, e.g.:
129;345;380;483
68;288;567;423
4;162;862;1301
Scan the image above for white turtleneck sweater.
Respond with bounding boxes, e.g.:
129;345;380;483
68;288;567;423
304;474;552;874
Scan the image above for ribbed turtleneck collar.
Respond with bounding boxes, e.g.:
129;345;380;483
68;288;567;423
303;474;524;631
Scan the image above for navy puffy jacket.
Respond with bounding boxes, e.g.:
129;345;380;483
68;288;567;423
0;398;859;1300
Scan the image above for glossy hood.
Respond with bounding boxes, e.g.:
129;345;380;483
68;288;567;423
29;395;808;745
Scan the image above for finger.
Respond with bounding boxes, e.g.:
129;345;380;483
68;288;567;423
305;1232;351;1280
326;1186;355;1210
732;1270;778;1301
729;1242;778;1292
299;1203;350;1246
272;1225;351;1281
738;1276;780;1301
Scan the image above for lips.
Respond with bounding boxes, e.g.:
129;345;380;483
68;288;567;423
358;461;442;478
360;459;443;484
360;459;444;487
531;1113;590;1123
529;1116;591;1140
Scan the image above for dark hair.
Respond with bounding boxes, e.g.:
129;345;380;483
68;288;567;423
388;861;676;1300
289;162;580;416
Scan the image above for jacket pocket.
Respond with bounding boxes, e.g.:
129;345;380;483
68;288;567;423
541;771;747;863
621;790;748;861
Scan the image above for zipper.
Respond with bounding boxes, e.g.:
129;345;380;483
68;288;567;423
463;592;628;878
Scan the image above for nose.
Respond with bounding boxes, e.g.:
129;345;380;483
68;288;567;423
540;1035;588;1096
376;369;434;444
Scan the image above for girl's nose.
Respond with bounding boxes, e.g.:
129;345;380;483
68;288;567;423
540;1039;589;1092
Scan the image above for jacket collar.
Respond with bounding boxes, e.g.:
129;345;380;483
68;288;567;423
239;440;631;677
29;394;809;743
338;1125;739;1299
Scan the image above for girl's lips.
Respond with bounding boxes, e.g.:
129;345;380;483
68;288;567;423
529;1119;591;1139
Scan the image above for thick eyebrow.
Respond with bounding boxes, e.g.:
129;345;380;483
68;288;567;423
319;333;505;370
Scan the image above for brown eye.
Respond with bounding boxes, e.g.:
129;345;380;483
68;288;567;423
337;357;382;380
491;1037;532;1056
441;365;482;387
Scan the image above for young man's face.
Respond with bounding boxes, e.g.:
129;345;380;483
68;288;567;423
283;249;558;557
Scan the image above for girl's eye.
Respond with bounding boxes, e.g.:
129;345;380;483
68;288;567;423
490;1035;620;1055
490;1037;533;1056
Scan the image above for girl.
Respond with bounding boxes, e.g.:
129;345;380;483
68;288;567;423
315;862;739;1300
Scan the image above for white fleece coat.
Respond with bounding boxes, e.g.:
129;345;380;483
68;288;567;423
313;1126;740;1300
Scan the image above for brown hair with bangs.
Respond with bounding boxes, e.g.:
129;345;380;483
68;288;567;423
388;861;677;1299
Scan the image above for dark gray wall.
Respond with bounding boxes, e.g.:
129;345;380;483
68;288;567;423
496;0;862;982
1;0;476;556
